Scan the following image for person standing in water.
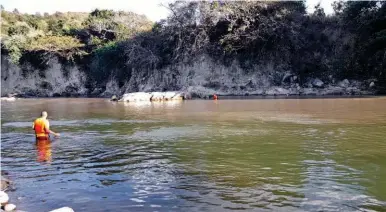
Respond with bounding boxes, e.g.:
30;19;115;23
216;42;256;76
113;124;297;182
32;111;60;140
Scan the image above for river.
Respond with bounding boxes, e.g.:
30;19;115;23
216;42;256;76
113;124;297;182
1;97;386;211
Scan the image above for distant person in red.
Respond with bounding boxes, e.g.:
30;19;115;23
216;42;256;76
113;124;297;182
32;111;60;140
213;94;218;100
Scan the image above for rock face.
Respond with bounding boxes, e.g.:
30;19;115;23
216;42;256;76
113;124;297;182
119;92;153;102
1;54;375;97
1;55;87;97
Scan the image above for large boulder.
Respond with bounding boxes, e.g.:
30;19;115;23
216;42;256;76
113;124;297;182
171;92;185;100
163;92;177;101
119;91;189;102
120;92;152;102
150;92;164;101
0;97;16;102
163;91;185;101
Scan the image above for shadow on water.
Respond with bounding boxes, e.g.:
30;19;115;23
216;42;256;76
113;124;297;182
1;98;386;211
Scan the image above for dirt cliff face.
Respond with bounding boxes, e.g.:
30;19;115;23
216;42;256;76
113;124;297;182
1;55;88;97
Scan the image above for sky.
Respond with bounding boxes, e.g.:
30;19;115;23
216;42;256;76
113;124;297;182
1;0;335;22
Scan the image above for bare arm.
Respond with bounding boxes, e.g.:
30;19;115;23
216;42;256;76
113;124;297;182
45;120;60;137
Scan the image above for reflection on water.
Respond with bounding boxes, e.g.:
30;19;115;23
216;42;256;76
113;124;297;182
36;139;52;163
1;98;386;211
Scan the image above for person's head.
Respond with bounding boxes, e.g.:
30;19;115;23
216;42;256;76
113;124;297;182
41;111;48;119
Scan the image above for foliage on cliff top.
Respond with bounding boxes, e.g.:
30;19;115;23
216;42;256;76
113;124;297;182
0;7;153;63
110;1;384;87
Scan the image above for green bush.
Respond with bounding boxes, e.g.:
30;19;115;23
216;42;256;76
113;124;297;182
26;35;84;51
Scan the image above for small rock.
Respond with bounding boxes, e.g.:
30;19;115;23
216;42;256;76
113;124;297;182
49;207;74;212
4;204;16;211
1;176;11;191
0;191;9;204
7;93;19;98
369;82;375;88
110;95;118;101
312;78;324;88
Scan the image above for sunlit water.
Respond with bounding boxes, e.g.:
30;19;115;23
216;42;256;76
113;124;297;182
1;98;386;212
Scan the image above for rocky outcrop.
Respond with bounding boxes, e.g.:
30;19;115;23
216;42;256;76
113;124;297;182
1;54;375;98
0;97;16;101
1;55;87;97
0;190;17;211
118;91;187;102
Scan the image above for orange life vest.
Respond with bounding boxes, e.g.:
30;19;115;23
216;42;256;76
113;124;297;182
34;118;49;138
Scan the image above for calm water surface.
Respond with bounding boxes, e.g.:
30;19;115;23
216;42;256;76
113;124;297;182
1;98;386;212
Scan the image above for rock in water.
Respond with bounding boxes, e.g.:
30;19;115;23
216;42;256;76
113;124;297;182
49;207;75;212
0;176;11;191
110;95;118;101
0;191;9;204
312;78;324;88
120;91;187;102
4;204;16;211
163;92;178;101
0;97;16;101
150;92;165;101
119;92;152;102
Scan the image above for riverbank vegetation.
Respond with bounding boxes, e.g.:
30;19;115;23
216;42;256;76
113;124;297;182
1;1;385;92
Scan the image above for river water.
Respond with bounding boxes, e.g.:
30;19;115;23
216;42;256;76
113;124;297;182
1;98;386;212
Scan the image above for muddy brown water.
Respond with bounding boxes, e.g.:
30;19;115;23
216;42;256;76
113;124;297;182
1;97;386;211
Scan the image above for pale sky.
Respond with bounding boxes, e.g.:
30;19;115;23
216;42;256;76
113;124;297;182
1;0;335;22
